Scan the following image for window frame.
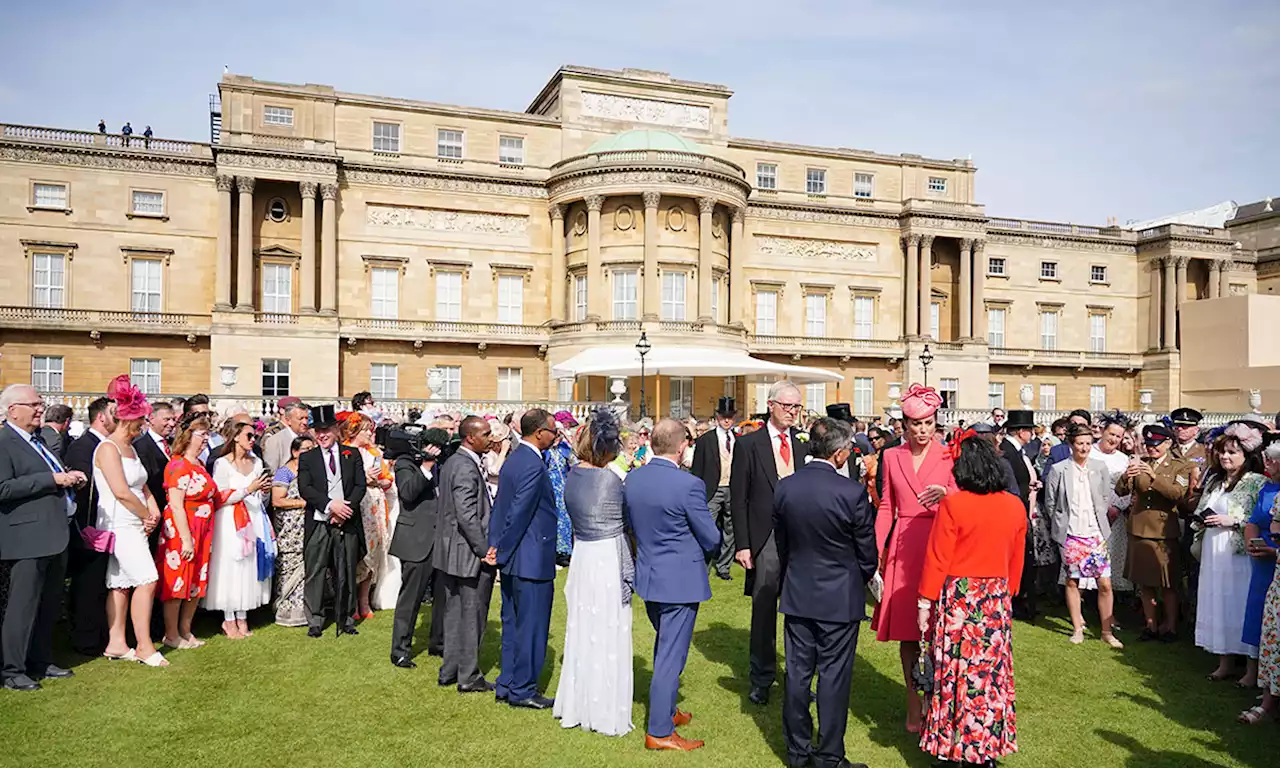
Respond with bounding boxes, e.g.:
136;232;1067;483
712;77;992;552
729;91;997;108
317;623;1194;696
755;289;778;335
660;270;687;321
31;355;64;393
435;270;463;321
853;377;874;416
988;382;1005;410
805;167;827;195
497;367;523;401
939;378;959;410
1039;383;1057;411
437;128;465;161
853;172;875;198
261;358;291;397
930;301;941;340
1090;264;1109;285
370;363;398;400
128;188;167;219
927;176;947;194
1039;261;1059;281
369;266;400;320
498;135;525;166
496;273;525;324
438;366;462;400
853;294;875;340
262;105;294;127
987;256;1007;277
756;162;778;190
130;257;164;313
573;274;588;322
1089;312;1107;353
260;260;295;315
804;293;827;338
31;250;67;309
372;120;401;154
1039;308;1060;351
987;306;1006;348
30;181;69;212
612;268;638;321
668;377;694;419
129;358;162;395
1090;384;1107;412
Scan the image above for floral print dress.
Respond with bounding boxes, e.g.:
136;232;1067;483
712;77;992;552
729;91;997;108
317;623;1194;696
156;457;224;601
357;445;392;584
271;464;308;626
547;441;573;557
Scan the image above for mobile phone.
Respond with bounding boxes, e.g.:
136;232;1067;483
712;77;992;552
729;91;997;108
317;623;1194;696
1249;537;1268;548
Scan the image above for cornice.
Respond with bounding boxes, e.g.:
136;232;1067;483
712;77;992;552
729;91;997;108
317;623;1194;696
548;166;749;203
1136;237;1238;256
0;142;215;178
729;137;972;172
900;213;988;233
342;162;547;199
334;92;559;128
745;200;899;229
987;230;1137;255
214;147;339;178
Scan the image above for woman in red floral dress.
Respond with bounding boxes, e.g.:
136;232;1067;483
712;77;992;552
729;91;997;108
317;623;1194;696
916;432;1027;766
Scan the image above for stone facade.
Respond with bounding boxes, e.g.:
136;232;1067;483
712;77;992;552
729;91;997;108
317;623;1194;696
0;66;1256;416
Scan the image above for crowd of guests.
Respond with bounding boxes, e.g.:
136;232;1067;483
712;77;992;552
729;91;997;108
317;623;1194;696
2;375;1279;765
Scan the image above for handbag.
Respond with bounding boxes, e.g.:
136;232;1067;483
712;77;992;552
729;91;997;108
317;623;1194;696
76;469;115;553
911;641;934;695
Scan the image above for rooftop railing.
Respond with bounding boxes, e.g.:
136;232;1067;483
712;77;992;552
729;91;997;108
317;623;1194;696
1;123;212;158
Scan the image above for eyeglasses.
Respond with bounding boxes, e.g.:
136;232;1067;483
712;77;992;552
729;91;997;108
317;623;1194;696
10;401;45;410
771;401;804;413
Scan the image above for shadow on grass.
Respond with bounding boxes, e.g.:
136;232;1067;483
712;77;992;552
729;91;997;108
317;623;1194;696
1097;730;1227;768
692;620;788;763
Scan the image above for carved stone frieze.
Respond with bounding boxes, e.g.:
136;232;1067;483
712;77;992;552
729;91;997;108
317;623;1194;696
902;215;987;233
0;144;214;177
986;231;1136;255
1137;237;1235;256
341;166;547;199
550;169;746;201
366;203;529;237
580;91;711;131
747;204;898;230
755;235;877;262
217;150;337;177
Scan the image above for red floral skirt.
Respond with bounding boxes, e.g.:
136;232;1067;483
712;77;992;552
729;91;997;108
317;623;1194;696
920;576;1018;763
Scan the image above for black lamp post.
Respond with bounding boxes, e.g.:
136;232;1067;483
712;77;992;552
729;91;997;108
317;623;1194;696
920;343;934;388
636;331;652;419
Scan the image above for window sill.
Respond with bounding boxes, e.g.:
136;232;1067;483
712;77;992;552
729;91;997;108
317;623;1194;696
1089;281;1110;287
438;157;464;165
27;205;71;214
807;192;828;200
986;273;1008;279
126;212;169;221
372;150;401;159
1038;277;1062;283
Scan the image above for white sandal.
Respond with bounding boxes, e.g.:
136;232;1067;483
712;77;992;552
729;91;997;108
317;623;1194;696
104;648;137;662
137;651;169;668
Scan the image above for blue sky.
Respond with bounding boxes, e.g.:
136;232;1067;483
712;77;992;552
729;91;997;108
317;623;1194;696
3;1;1276;224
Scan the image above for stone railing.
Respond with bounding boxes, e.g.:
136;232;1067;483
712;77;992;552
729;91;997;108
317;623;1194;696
1136;223;1226;239
0;305;211;332
254;312;299;325
988;346;1142;368
342;317;549;343
986;217;1124;238
550;149;746;180
938;408;1259;429
219;130;335;153
901;198;985;216
1;123;212;158
748;335;904;357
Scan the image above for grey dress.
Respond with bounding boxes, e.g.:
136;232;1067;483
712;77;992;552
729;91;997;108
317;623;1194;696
563;466;634;604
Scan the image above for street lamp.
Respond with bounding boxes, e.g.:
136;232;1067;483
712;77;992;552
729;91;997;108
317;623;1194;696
919;343;934;388
636;331;652;419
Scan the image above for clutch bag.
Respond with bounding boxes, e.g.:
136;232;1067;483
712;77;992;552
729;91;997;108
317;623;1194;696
868;571;884;603
80;525;115;553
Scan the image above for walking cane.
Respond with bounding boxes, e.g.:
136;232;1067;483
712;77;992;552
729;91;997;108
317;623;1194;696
333;523;347;638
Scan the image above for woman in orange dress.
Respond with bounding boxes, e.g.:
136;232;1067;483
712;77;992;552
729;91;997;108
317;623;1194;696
872;384;957;733
342;413;394;618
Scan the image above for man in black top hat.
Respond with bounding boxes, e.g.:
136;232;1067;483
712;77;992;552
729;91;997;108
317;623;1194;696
692;396;738;580
1000;409;1041;619
825;404;863;481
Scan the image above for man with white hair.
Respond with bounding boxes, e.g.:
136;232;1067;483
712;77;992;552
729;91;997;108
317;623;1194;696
264;400;310;474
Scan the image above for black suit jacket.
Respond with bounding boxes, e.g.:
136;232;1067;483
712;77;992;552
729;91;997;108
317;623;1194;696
389;456;437;563
730;424;808;557
0;424;71;560
64;431;102;530
691;427;733;501
133;432;169;511
40;426;71;462
297;444;367;548
1001;438;1032;509
773;462;878;623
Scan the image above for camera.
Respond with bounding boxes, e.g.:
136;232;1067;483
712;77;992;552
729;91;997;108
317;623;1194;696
380;423;458;465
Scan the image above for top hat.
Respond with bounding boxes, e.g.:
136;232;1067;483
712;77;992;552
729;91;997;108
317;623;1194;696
309;404;339;430
1170;407;1203;427
825;403;854;423
716;396;737;417
1003;410;1036;430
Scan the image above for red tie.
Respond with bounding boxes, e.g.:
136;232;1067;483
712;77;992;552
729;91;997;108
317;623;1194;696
328;448;337;474
725;431;732;453
778;431;791;466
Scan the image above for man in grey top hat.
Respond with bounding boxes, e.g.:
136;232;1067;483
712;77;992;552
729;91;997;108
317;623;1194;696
691;396;738;581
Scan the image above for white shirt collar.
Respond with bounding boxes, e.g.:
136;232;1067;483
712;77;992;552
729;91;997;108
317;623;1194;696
8;422;35;440
89;427;109;442
767;421;788;441
1005;434;1024;450
150;430;168;448
519;439;542;456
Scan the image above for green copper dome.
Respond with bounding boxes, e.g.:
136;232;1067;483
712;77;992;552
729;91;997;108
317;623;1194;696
586;129;703;154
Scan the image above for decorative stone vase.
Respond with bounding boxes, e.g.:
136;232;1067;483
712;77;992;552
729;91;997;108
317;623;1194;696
1249;389;1262;414
427;367;445;400
610;377;627;404
1138;389;1154;411
886;382;903;421
219;365;238;392
1018;384;1034;409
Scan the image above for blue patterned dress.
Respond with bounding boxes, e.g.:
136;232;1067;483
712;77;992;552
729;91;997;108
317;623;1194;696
546;441;574;557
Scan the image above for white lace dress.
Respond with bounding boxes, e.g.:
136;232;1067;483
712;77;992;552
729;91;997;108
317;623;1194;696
204;455;271;614
94;442;158;590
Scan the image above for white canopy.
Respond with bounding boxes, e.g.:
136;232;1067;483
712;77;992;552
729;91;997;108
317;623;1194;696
551;345;843;384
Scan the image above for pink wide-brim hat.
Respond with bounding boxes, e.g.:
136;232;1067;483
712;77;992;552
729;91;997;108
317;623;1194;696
106;374;152;421
900;383;942;421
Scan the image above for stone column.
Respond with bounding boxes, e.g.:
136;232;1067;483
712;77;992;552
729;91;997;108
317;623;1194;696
972;241;987;341
1148;257;1163;350
730;207;746;326
1163;257;1177;350
903;234;920;337
919;235;935;338
1174;255;1188;348
299;181;317;313
549;204;566;322
320;183;339;315
1209;259;1223;298
234;176;255;310
214;174;234;309
585;195;604;320
958;238;973;339
697;197;716;322
642;192;660;320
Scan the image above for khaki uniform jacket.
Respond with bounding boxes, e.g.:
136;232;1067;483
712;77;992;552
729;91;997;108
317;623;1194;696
1117;454;1192;540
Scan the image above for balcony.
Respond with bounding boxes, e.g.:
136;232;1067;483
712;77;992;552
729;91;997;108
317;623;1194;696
748;334;905;360
218;130;335;154
0;306;212;336
550;149;746;180
988;346;1143;370
1;123;213;159
987;217;1128;239
901;198;986;218
340;317;550;346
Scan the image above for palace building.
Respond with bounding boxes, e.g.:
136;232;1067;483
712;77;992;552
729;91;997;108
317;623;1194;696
0;65;1260;417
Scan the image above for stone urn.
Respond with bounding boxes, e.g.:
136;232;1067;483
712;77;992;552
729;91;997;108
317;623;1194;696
1249;389;1262;414
426;367;445;400
610;377;627;404
1138;389;1154;412
1018;384;1034;409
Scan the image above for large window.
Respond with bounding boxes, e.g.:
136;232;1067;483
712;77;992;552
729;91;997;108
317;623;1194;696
987;257;1007;277
1090;384;1107;412
32;182;68;209
497;274;524;324
854;173;875;198
1089;313;1107;353
939;378;959;409
437;366;462;400
806;168;826;195
497;367;523;401
612;269;638;320
436;271;462;321
930;302;941;340
854;378;874;416
130;190;165;216
261;262;292;314
573;275;587;321
988;382;1005;410
31;252;65;308
1039;383;1057;411
661;272;686;321
1040;261;1059;280
853;295;875;339
437;129;464;160
987;307;1006;347
1040;310;1059;351
129;359;161;395
370;267;398;319
31;356;63;392
262;359;290;397
370;363;397;400
372;121;400;153
669;377;693;418
131;258;162;313
756;163;777;190
927;176;947;193
804;383;825;413
557;378;574;402
755;290;777;335
805;294;826;337
262;106;293;126
710;279;719;323
499;136;525;166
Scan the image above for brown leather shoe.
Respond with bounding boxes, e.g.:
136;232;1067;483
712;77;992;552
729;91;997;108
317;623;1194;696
645;731;704;751
673;709;692;728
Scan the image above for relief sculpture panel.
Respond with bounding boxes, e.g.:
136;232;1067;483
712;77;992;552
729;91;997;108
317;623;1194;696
754;235;876;262
366;203;528;237
580;91;711;131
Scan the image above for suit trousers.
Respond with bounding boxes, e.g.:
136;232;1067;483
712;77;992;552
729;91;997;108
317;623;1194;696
783;615;860;768
706;487;735;577
495;574;553;702
2;551;66;680
66;529;109;656
303;522;361;630
749;532;783;688
440;567;496;686
1016;527;1038;618
645;601;699;738
390;559;445;661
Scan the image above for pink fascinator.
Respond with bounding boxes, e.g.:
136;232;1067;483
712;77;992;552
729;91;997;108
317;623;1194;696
900;383;942;421
1224;421;1264;453
106;374;152;421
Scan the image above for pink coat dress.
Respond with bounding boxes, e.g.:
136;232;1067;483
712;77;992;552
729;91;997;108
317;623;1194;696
872;439;957;642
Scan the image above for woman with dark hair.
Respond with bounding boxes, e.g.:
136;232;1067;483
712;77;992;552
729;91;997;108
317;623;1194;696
917;434;1027;766
204;420;271;639
1193;422;1267;682
270;434;315;627
874;384;957;733
553;407;633;736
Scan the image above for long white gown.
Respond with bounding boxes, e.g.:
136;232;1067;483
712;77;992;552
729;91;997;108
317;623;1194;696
204;455;271;614
94;442;158;590
1195;487;1260;656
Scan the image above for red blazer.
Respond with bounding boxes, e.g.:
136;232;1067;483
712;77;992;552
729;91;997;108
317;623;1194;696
918;489;1028;601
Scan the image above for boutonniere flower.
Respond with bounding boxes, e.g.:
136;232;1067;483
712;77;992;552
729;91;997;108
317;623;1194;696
342;449;353;458
795;431;810;443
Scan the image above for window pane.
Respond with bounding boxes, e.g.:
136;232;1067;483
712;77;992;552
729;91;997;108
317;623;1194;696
497;367;523;401
372;122;400;153
370;267;398;319
1040;311;1058;350
131;190;164;215
804;383;824;413
261;263;292;314
262;358;291;396
805;294;826;337
1090;384;1107;412
988;308;1005;347
32;253;66;309
930;302;940;340
756;163;777;190
131;259;162;313
557;378;574;402
33;183;68;208
988;257;1005;276
439;366;462;400
1090;314;1107;353
436;272;462;321
928;177;947;193
263;106;293;126
574;275;588;321
438;129;464;159
853;378;874;416
31;356;64;392
806;169;826;194
499;136;525;165
370;363;398;400
988;382;1005;409
612;270;637;320
1091;265;1107;283
853;296;874;339
129;358;161;394
661;272;686;321
854;173;874;198
1039;384;1057;411
756;291;777;335
497;274;524;324
710;280;719;323
669;377;693;418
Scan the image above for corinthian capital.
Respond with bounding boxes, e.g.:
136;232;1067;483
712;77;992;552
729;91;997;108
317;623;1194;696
320;183;339;201
549;203;564;220
642;191;661;210
584;195;605;213
235;175;255;194
698;197;717;216
216;174;235;193
300;181;318;199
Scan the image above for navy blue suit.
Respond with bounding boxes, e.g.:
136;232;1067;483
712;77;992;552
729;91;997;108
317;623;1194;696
624;457;721;737
488;441;557;702
773;461;877;768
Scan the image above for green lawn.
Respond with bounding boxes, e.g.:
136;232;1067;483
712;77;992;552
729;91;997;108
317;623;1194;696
2;573;1277;767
